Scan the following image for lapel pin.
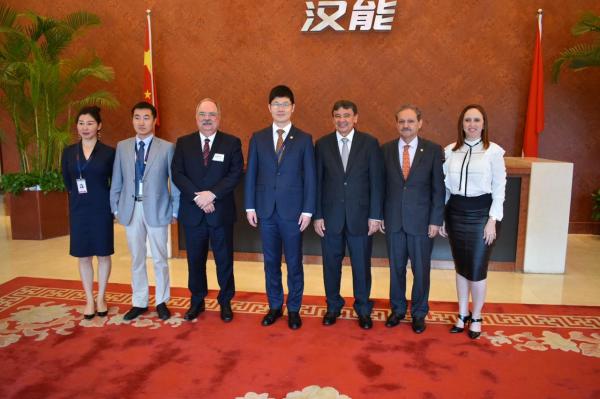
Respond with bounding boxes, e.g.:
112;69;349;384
420;148;423;152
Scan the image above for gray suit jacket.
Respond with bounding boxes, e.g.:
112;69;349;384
110;136;180;227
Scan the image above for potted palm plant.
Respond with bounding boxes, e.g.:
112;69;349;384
552;11;600;82
0;5;118;239
552;12;599;230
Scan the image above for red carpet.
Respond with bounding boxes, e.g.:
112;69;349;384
0;277;599;399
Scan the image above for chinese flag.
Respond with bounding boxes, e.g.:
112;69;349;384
143;10;159;125
522;12;544;157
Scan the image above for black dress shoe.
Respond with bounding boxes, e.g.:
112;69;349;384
385;312;405;328
156;302;171;321
96;310;108;317
83;313;95;320
412;316;426;334
220;303;233;322
123;306;148;321
288;311;302;330
261;308;283;326
184;302;205;321
322;311;340;326
358;315;373;330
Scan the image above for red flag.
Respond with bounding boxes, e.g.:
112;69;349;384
143;10;159;126
522;10;544;157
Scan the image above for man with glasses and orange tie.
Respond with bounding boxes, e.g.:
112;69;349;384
244;85;316;330
380;104;445;334
171;98;243;323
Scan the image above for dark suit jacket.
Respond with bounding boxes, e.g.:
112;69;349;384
382;137;445;235
171;130;243;227
244;125;316;221
315;130;384;235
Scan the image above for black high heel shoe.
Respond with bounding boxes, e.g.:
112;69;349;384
449;313;471;333
468;317;483;339
96;300;108;317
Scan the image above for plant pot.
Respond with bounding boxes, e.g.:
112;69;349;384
9;191;69;240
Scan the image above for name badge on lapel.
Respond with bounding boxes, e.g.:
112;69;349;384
212;153;225;162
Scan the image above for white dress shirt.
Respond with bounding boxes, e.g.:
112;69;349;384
194;132;218;202
398;137;418;167
336;129;355;154
135;135;154;158
272;122;291;150
443;140;507;221
199;131;216;150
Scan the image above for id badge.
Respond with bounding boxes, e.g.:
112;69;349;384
76;178;88;194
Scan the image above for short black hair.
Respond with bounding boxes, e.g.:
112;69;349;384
332;100;358;115
77;106;102;124
131;101;157;118
269;85;295;104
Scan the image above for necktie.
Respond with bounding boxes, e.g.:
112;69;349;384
203;138;210;166
402;144;410;180
341;137;349;172
275;129;284;164
135;141;145;196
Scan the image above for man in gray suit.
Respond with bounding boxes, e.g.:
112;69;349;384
380;104;444;334
110;101;180;321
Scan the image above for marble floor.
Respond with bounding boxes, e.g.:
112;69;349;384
1;199;599;307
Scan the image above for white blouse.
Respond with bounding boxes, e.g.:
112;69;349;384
443;140;507;221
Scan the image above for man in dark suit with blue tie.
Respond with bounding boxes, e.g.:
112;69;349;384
314;100;384;329
380;104;445;334
171;98;243;323
244;85;316;330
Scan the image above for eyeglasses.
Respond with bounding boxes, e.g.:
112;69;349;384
271;102;292;108
198;112;218;118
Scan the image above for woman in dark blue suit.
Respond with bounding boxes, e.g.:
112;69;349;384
61;106;115;319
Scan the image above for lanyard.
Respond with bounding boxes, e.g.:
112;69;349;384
76;142;97;179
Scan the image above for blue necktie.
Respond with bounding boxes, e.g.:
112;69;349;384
135;141;145;196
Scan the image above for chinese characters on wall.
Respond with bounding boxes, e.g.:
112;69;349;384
301;0;397;32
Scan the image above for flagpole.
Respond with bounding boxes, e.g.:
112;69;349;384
146;9;156;106
522;8;544;158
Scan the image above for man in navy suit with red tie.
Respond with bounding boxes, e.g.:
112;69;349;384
244;85;316;330
171;98;243;323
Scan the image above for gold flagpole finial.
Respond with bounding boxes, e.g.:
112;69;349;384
146;9;151;15
537;9;543;16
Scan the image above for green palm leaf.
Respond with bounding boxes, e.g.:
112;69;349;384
552;12;600;82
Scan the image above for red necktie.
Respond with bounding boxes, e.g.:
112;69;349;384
402;144;410;180
203;138;210;166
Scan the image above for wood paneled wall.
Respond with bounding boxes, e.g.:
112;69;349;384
2;0;599;233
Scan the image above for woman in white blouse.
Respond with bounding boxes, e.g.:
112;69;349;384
440;104;506;339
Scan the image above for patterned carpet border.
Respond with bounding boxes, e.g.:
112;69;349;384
2;285;599;329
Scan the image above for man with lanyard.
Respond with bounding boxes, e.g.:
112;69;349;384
110;101;180;321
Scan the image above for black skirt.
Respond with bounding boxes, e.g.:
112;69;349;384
445;194;495;281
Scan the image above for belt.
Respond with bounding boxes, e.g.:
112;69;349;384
134;197;143;202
